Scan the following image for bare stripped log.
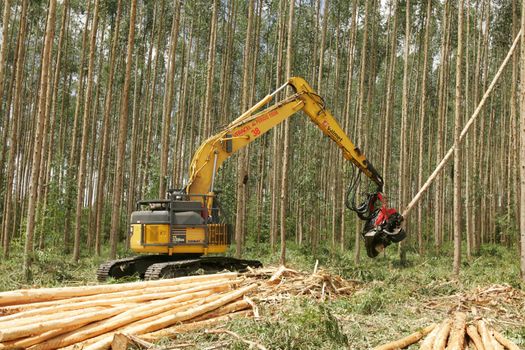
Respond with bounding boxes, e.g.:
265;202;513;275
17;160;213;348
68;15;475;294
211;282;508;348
126;295;226;328
447;312;467;350
419;324;440;350
0;278;239;317
0;319;102;349
28;290;220;350
0;291;176;321
373;324;437;350
0;272;237;306
30;297;212;350
433;319;453;350
467;339;479;350
466;325;485;350
192;299;250;321
0;305;127;342
0;307;104;328
477;321;494;350
492;330;521;350
83;284;258;350
58;287;254;350
491;335;504;350
74;295;232;348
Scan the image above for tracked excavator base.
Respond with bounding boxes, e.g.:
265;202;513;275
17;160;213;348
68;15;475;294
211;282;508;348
97;255;262;281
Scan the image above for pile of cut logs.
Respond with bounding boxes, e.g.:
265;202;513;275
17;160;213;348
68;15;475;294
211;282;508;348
373;312;521;350
0;265;359;350
0;272;255;350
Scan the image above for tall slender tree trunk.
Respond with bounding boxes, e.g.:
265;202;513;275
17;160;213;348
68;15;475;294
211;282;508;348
219;1;236;126
398;0;410;262
417;0;431;255
270;0;286;253
316;0;328;92
203;0;218;139
471;1;487;253
382;1;398;186
478;2;491;246
86;33;105;250
354;0;369;265
280;0;294;266
64;1;91;253
159;0;181;197
340;0;358;251
453;0;464;276
2;0;28;257
39;0;69;250
141;0;163;198
465;0;472;260
331;17;341;252
434;1;450;251
235;0;255;259
175;28;189;181
94;0;122;256
0;0;11;183
0;0;10;127
73;0;99;262
513;2;521;233
23;0;57;281
109;0;137;259
520;0;525;281
127;35;145;241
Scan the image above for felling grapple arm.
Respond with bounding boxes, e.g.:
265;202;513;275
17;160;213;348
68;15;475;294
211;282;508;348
185;77;383;197
184;77;405;257
286;77;384;191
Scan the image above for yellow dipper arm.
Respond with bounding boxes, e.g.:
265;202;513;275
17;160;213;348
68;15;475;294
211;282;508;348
184;77;383;204
286;77;383;187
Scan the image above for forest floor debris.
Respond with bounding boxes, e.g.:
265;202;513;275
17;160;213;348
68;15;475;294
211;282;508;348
244;264;361;302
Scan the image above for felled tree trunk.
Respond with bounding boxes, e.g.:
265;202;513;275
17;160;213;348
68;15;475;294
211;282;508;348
0;273;237;306
83;284;258;350
466;324;485;350
447;312;467;350
372;324;436;350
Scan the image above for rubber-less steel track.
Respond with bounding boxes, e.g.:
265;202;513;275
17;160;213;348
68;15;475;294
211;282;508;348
97;256;262;281
96;255;193;281
144;257;263;280
97;256;147;282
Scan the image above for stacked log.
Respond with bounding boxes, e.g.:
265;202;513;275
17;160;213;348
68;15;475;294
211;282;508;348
373;312;522;350
0;273;256;350
0;265;362;350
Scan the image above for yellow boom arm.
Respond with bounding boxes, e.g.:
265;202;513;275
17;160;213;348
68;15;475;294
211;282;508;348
184;77;383;208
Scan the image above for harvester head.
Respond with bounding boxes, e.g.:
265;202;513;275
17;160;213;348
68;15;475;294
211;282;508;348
350;190;406;258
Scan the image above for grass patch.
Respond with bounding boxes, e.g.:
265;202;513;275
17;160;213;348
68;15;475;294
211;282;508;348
174;299;349;349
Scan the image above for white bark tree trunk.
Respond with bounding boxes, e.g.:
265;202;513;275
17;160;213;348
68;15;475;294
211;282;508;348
453;0;464;276
520;0;525;281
